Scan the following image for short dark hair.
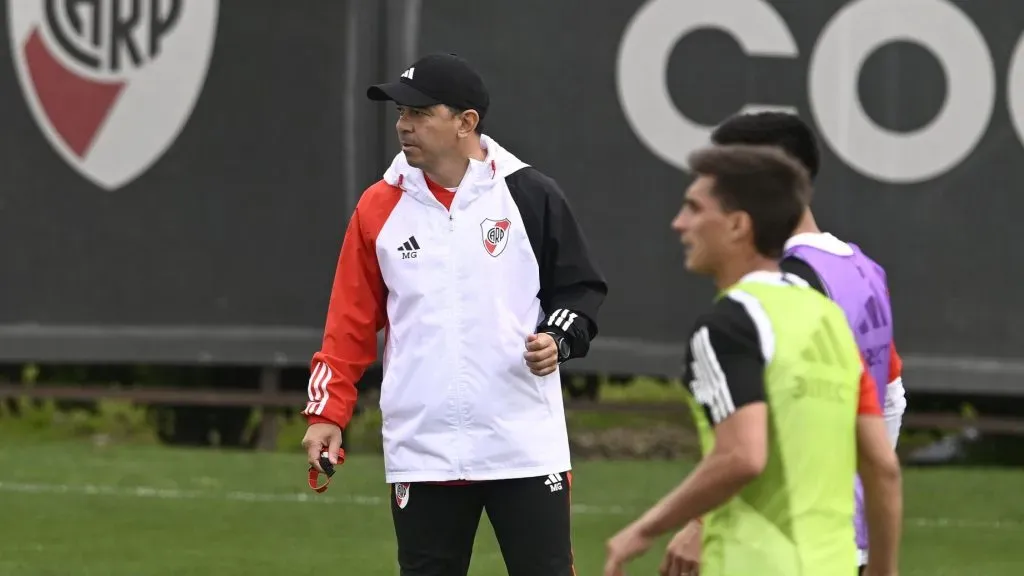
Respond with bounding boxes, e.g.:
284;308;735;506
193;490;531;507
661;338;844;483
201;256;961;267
710;112;820;180
688;144;811;258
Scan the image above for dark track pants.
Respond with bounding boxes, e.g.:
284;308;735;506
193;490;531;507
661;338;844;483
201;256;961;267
390;472;575;576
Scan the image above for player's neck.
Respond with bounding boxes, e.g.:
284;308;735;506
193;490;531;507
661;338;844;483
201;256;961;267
791;209;821;235
713;255;780;291
424;141;486;188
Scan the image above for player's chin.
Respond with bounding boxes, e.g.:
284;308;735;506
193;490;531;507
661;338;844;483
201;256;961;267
683;249;704;272
402;146;424;165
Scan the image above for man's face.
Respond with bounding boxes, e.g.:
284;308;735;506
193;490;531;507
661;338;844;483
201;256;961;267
394;104;462;169
671;175;734;275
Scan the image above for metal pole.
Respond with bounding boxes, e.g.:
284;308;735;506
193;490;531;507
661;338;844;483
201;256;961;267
256;367;282;451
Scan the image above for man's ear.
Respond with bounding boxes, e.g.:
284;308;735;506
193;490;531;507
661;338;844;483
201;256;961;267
458;109;480;137
728;210;753;244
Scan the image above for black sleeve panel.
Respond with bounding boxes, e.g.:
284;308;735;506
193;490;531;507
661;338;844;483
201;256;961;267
780;255;827;296
505;166;608;359
683;297;767;426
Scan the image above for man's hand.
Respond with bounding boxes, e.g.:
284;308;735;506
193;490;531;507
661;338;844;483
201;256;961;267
604;522;655;576
659;520;702;576
524;333;558;376
302;422;342;473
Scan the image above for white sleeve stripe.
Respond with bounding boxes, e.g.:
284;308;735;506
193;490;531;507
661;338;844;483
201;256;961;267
691;326;736;424
554;309;569;329
312;365;332;416
545;308;578;331
302;362;333;416
559;311;577;331
307;362;325;402
725;290;776;363
884;376;907;448
546;309;561;327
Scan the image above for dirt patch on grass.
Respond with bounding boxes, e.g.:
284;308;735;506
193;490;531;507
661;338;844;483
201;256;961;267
570;424;701;460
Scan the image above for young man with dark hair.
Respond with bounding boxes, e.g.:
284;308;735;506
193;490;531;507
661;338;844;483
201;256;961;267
603;144;902;576
662;112;908;576
301;52;607;576
710;111;906;574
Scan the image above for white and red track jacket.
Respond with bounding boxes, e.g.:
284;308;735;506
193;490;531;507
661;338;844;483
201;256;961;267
303;135;607;483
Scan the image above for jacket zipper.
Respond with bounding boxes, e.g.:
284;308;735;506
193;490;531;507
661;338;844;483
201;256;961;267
446;208;465;477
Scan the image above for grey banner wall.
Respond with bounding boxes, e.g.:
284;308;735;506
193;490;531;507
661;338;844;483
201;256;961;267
413;0;1024;393
1;0;1022;393
0;0;384;365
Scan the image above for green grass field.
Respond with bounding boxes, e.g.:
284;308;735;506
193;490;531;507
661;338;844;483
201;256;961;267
0;441;1022;575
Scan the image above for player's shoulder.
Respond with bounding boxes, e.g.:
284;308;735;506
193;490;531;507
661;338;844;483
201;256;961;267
688;296;762;355
358;178;402;203
504;165;565;201
845;240;889;272
707;294;756;325
354;178;403;212
780;254;827;294
779;253;815;276
351;179;404;234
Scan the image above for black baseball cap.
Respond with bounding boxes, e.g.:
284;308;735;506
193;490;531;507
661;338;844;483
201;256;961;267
366;53;489;120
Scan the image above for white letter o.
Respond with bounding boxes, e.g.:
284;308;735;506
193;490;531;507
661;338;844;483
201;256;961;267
616;0;798;172
1006;32;1024;152
809;0;995;184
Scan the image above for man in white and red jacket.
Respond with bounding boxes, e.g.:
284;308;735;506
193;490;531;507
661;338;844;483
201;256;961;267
301;52;607;576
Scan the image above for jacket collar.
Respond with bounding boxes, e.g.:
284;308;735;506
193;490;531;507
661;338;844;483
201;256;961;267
784;232;855;256
383;135;528;210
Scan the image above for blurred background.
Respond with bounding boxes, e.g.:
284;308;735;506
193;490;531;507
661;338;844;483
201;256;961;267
0;1;1022;575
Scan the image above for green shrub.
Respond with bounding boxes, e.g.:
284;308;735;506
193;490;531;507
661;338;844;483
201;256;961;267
0;393;158;445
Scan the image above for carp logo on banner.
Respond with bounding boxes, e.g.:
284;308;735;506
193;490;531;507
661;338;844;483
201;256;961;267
7;0;219;191
480;218;511;257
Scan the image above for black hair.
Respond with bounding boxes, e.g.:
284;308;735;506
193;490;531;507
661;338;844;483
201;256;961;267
710;111;820;180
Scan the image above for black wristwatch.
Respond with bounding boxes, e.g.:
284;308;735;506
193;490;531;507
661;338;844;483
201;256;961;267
545;332;571;363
